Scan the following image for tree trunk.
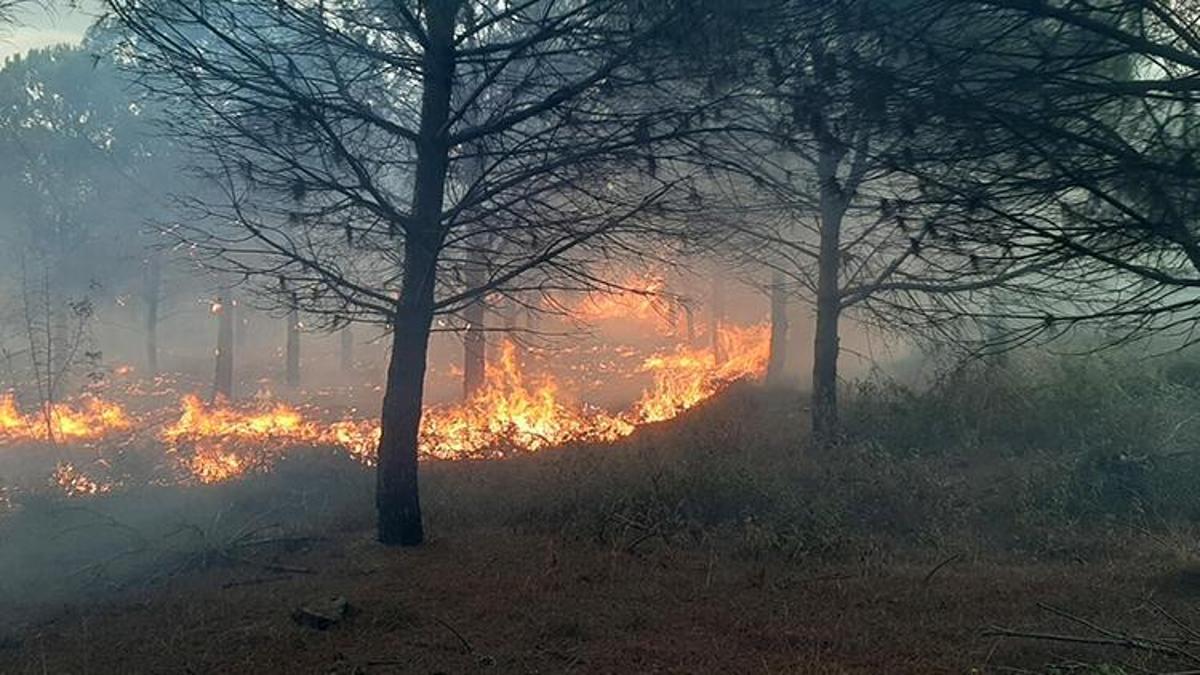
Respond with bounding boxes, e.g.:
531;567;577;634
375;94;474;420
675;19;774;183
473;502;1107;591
684;301;696;343
523;291;538;332
463;299;485;399
51;298;68;383
811;143;846;445
463;243;486;399
236;306;248;348
286;305;300;387
766;271;789;386
143;254;161;376
708;275;725;365
377;294;434;546
376;0;457;547
213;294;234;401
666;294;680;338
340;326;354;373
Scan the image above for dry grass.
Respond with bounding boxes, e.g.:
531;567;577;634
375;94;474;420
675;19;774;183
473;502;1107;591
2;526;1197;674
3;383;1200;673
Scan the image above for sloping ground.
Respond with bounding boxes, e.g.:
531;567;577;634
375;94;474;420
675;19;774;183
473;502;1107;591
0;526;1192;674
4;386;1200;673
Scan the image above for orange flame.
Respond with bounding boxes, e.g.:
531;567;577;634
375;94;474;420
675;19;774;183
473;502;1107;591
635;323;771;422
7;321;772;496
420;341;634;458
159;395;322;483
570;274;675;333
0;394;131;443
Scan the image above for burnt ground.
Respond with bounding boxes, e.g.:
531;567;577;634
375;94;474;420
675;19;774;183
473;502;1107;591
1;525;1197;674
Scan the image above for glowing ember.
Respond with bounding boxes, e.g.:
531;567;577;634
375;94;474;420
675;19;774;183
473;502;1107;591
0;486;14;515
53;462;113;496
0;394;132;443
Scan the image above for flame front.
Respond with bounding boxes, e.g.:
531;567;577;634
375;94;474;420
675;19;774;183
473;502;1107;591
421;341;635;458
0;394;131;443
1;321;772;495
635;323;771;422
160;394;329;483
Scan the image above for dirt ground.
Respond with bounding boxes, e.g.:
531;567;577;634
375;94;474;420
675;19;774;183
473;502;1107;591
1;526;1193;674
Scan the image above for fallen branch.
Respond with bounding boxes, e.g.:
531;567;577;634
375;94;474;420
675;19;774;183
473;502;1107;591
221;553;314;575
433;616;473;654
922;553;963;585
985;603;1200;667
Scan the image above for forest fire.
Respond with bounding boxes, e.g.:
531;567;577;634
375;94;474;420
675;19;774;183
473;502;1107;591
160;394;323;483
635;323;771;423
0;321;770;496
0;394;132;443
420;341;635;458
570;274;675;333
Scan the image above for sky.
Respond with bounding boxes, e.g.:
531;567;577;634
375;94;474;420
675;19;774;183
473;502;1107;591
0;2;95;62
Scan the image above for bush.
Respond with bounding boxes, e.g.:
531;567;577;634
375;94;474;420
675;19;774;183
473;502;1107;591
846;349;1200;525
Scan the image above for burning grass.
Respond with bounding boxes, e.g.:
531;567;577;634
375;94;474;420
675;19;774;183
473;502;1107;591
0;324;772;500
0;394;131;442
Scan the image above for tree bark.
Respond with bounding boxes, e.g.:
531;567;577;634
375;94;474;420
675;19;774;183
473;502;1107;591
811;142;846;445
463;245;486;399
377;291;434;546
708;275;725;365
286;304;300;387
213;294;234;401
463;298;485;399
143;254;161;376
376;0;458;547
766;271;789;386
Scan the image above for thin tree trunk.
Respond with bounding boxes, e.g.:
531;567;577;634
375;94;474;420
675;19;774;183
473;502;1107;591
666;294;680;338
51;297;68;386
286;305;300;387
523;290;537;332
766;271;789;386
463;299;485;399
235;306;247;348
376;0;457;547
684;301;696;344
709;275;725;365
500;297;519;358
144;254;161;375
463;244;486;399
213;294;234;401
340;325;354;373
811;142;846;445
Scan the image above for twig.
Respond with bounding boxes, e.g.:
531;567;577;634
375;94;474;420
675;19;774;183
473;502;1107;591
1147;600;1200;642
432;616;473;654
221;575;293;589
922;552;963;585
220;553;314;575
984;627;1200;664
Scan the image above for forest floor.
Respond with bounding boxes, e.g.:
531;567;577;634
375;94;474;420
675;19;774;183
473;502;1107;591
4;386;1200;673
2;526;1196;674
